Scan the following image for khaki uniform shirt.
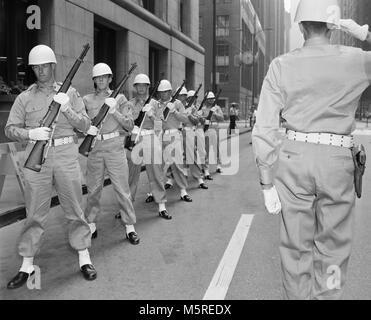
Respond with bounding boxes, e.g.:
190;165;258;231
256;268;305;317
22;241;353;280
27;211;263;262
156;99;189;130
252;38;371;185
5;82;89;142
83;90;133;134
201;104;224;128
129;97;159;130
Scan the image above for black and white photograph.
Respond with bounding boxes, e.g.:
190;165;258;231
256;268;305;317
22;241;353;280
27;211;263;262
1;0;371;308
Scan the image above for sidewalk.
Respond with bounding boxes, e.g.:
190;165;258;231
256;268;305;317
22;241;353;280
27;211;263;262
0;125;252;227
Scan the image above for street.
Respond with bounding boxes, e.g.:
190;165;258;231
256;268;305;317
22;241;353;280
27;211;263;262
0;129;371;300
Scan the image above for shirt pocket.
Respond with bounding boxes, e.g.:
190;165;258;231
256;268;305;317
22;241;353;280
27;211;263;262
25;102;48;127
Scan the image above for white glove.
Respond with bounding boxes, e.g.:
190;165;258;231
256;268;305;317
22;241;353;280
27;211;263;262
339;19;369;41
142;104;152;113
168;103;176;113
211;107;217;113
54;93;71;112
105;98;118;114
262;186;282;215
87;125;98;136
196;110;203;117
29;127;51;141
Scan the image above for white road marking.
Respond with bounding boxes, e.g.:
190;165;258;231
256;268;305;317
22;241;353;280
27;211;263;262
203;214;254;300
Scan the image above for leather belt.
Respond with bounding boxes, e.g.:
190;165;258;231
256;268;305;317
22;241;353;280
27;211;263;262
140;129;155;136
184;127;196;131
29;136;75;147
97;131;120;141
286;130;354;148
163;129;180;135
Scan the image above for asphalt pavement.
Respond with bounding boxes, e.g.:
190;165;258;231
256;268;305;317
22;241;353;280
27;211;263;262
0;128;371;300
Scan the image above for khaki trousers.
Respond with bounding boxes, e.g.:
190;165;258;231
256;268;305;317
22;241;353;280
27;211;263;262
127;133;167;204
275;139;356;300
19;142;91;257
85;137;136;226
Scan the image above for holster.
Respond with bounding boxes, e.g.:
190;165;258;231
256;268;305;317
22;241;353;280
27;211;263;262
351;144;366;199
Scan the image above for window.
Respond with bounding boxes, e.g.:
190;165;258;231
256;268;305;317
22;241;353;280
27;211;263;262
180;0;184;32
217;66;229;83
94;21;117;87
216;43;229;66
185;58;195;90
0;0;38;95
140;0;155;14
216;15;229;37
199;16;203;35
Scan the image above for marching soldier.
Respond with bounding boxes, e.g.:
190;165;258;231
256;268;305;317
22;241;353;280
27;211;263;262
252;0;371;299
200;92;224;180
164;87;188;189
157;80;193;203
5;45;97;289
126;74;172;220
83;63;140;245
183;89;208;189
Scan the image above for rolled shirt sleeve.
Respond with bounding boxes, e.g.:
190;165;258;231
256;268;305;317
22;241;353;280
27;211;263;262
252;58;284;185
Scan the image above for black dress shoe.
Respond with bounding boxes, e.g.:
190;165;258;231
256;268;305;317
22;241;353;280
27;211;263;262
7;271;35;289
80;264;97;281
159;210;172;220
145;194;154;203
181;195;193;202
199;183;208;190
165;183;173;190
115;212;121;219
126;232;140;245
205;175;213;181
216;168;222;174
92;230;98;239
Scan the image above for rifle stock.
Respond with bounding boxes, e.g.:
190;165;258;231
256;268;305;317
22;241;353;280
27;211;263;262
79;63;138;157
24;43;90;172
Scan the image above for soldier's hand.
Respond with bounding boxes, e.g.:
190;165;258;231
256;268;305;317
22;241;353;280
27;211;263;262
105;98;118;114
142;104;152;113
340;19;369;41
54;93;71;112
211;107;217;113
29;127;51;141
196;110;203;117
168;103;176;113
87;125;98;136
262;186;282;215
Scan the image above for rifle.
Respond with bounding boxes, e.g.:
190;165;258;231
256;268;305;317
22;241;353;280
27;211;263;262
352;144;367;198
124;81;160;151
24;43;90;172
79;63;138;157
186;84;202;109
163;80;186;121
198;91;210;112
203;89;222;133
